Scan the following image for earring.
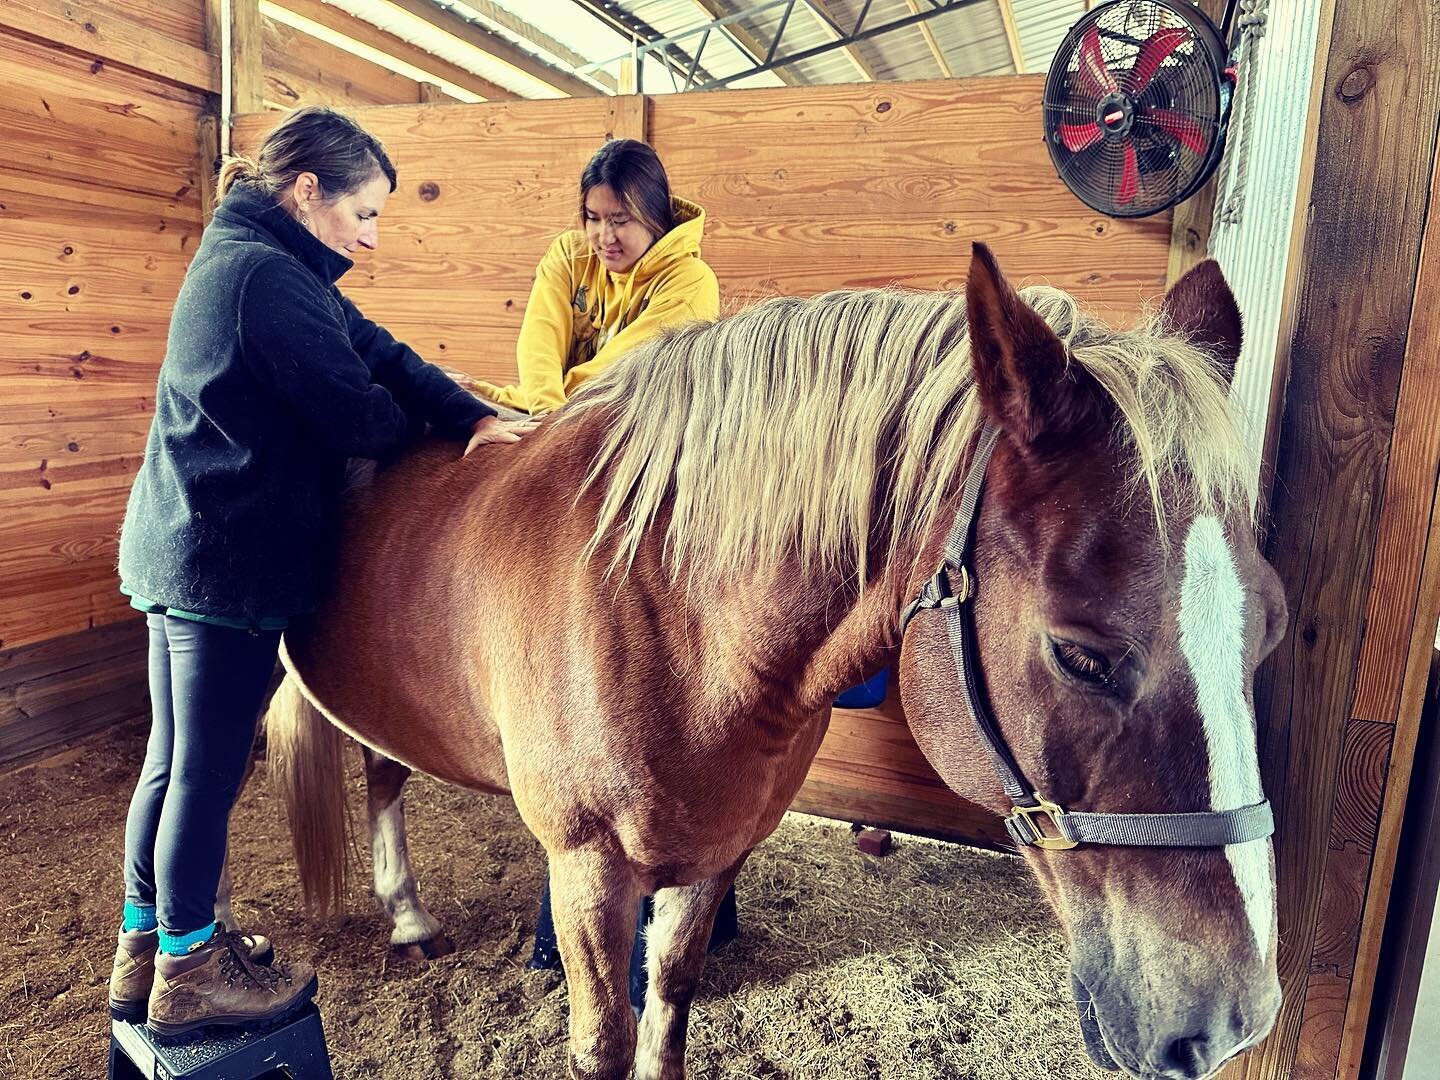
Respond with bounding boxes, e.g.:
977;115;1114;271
301;213;309;226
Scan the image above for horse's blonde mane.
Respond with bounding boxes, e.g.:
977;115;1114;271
561;284;1254;584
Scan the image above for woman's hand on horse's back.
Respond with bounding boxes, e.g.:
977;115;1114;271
464;415;540;456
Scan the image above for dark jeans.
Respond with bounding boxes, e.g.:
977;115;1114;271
123;614;282;934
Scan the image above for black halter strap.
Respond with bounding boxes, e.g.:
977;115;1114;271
899;423;1275;851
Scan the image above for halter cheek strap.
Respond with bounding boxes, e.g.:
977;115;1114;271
900;423;1275;852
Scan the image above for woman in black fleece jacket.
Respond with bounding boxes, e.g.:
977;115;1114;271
108;107;534;1036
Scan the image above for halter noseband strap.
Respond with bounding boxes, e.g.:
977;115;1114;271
899;422;1275;852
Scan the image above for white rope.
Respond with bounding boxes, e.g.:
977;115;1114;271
1214;0;1269;227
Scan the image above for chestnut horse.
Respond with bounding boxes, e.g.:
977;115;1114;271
266;244;1287;1079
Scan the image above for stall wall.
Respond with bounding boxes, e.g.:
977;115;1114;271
0;2;211;763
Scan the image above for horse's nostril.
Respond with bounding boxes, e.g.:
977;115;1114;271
1161;1035;1208;1077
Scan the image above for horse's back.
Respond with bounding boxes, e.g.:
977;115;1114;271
283;435;534;787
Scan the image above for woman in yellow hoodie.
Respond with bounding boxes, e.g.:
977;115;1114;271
474;139;719;415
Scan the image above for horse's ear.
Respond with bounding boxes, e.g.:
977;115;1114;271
966;242;1099;451
1158;259;1243;386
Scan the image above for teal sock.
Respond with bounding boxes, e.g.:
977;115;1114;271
158;922;217;955
122;901;158;934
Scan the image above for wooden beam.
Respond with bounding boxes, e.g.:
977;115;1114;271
268;0;517;100
996;0;1025;73
438;0;615;93
806;1;877;82
1165;0;1225;285
604;94;647;143
902;0;954;78
376;0;601;97
198;111;221;221
0;0;217;93
417;80;445;102
1242;0;1440;1078
233;0;265;113
690;0;803;87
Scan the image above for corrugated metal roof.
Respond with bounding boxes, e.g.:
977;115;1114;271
331;0;1092;98
1013;0;1086;74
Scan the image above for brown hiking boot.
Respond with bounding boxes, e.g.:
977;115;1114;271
148;927;316;1038
109;929;158;1024
108;926;275;1025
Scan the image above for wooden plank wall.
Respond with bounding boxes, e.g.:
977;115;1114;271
236;76;1171;389
0;2;210;761
234;77;1172;847
649;77;1173;326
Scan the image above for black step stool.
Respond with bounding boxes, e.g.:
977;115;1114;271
108;1005;333;1080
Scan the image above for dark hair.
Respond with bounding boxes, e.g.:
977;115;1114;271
216;106;397;203
579;139;675;238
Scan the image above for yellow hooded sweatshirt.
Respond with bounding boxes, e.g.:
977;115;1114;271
474;196;719;415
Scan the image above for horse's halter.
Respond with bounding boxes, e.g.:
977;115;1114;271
899;423;1275;852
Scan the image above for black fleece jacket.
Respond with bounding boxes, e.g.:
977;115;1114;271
117;181;493;623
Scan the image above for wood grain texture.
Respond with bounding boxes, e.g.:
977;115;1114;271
1360;651;1440;1080
0;0;216;92
0;30;203;651
1340;277;1440;1073
1236;1;1440;1078
112;0;207;51
262;14;423;110
1352;132;1440;724
0;620;148;766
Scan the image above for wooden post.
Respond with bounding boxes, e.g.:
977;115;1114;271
1165;0;1226;284
605;94;647;144
231;0;263;114
197;111;221;222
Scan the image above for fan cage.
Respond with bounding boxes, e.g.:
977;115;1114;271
1044;0;1230;218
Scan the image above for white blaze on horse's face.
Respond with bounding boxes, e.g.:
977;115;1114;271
1177;516;1275;962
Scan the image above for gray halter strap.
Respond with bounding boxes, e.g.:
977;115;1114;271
899;423;1275;852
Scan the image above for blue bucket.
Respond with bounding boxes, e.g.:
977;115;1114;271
833;667;890;709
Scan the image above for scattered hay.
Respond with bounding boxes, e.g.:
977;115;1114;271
0;723;1100;1079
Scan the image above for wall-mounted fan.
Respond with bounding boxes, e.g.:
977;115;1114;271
1044;0;1246;218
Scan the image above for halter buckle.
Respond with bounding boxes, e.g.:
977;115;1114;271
1009;794;1079;851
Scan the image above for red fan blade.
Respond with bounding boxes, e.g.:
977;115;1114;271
1147;108;1208;153
1077;25;1117;97
1059;121;1105;152
1117;142;1140;205
1122;26;1191;93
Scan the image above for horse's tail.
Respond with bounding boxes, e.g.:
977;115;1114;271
265;664;353;915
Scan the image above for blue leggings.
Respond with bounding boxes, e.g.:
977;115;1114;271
123;613;282;934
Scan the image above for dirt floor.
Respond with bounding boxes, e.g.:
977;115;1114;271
0;721;1102;1079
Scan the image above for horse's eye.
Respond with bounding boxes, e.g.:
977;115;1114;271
1053;640;1111;684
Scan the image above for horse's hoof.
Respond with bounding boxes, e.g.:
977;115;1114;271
392;933;454;962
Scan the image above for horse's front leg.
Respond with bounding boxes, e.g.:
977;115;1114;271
634;854;750;1080
549;848;647;1080
363;746;452;959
